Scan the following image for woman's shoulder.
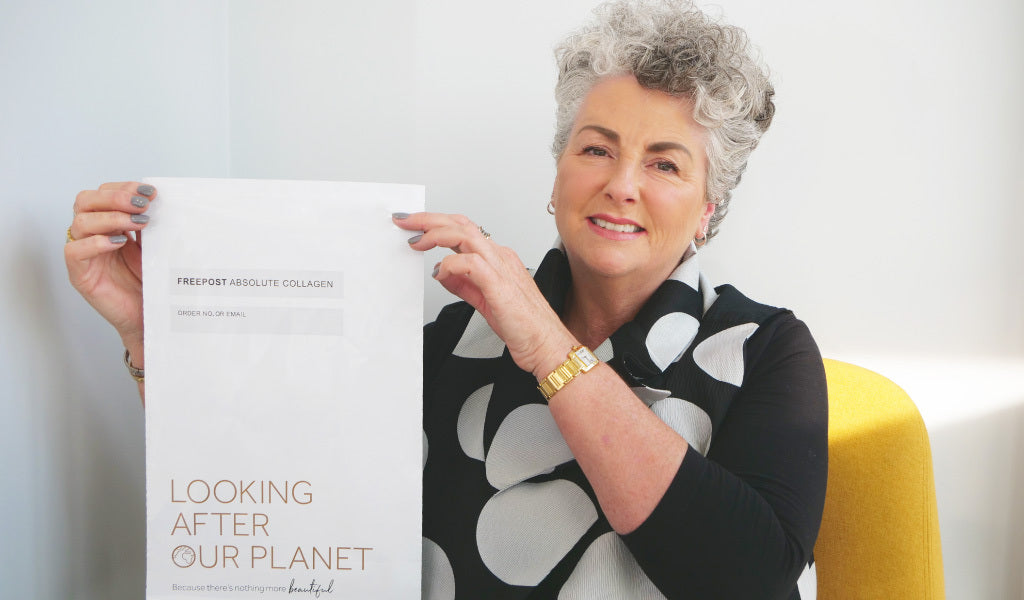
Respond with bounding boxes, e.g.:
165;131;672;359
703;284;821;369
705;283;789;326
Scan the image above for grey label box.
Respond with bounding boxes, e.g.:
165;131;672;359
171;306;343;336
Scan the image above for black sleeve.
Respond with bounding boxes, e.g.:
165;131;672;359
622;313;828;600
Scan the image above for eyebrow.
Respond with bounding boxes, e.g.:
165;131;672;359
577;125;693;159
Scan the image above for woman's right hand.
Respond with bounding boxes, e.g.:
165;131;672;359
65;182;155;368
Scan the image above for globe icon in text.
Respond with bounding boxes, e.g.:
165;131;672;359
172;545;196;568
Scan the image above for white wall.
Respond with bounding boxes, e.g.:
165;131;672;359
704;0;1024;359
2;0;1021;598
0;2;229;598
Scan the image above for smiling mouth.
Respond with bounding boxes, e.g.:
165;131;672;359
589;217;644;233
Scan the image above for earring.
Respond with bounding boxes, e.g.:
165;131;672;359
546;200;555;215
694;226;708;247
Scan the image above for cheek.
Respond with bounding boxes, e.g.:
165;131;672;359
551;168;570;205
553;175;585;210
557;161;606;198
649;190;706;238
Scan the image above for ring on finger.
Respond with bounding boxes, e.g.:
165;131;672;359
66;227;76;244
478;225;491;240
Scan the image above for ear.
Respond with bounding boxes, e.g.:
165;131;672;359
697;201;715;233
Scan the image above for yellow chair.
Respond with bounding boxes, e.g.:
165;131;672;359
815;360;945;599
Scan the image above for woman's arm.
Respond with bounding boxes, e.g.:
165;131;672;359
531;334;691;534
623;314;827;598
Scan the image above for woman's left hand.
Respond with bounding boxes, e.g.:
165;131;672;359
393;212;574;377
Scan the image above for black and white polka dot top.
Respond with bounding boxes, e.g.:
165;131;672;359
422;247;828;600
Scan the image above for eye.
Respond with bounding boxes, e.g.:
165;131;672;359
655;160;679;173
582;145;609;157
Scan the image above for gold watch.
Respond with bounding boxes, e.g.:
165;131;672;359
537;345;599;400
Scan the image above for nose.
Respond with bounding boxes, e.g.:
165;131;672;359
603;159;639;204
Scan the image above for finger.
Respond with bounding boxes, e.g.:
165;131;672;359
70;210;149;241
408;219;493;255
391;211;421;231
433;252;503;303
394;212;491;249
98;181;157;196
391;211;471;232
75;183;155;215
64;232;131;266
412;226;492;256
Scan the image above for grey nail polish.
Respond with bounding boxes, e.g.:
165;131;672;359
432;262;440;278
131;195;148;208
137;184;155;196
109;235;128;244
131;214;150;224
392;212;410;219
407;234;423;244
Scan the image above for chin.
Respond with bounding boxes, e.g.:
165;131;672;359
570;249;645;280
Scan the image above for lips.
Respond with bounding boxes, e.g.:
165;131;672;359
588;216;644;233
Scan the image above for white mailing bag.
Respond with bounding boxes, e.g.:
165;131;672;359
142;178;423;599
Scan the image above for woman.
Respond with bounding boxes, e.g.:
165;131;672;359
66;0;826;598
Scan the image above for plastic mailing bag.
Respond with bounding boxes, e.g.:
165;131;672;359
142;178;423;599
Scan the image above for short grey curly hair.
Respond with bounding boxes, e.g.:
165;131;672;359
552;0;775;241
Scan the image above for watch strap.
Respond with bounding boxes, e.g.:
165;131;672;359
537;345;599;400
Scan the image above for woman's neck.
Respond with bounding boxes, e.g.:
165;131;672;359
562;272;661;349
559;244;697;348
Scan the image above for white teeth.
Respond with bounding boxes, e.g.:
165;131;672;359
591;217;642;233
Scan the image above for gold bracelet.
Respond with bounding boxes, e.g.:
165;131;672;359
123;349;145;383
537;345;599;400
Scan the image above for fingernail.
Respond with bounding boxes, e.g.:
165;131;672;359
109;235;128;244
137;184;155;196
392;212;410;220
131;214;150;224
407;234;423;244
432;262;440;278
131;195;148;208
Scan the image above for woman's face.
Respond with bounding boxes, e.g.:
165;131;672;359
552;75;713;290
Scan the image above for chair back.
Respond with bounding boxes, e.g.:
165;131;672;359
815;359;945;598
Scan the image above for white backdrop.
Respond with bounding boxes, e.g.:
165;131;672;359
1;0;1021;598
